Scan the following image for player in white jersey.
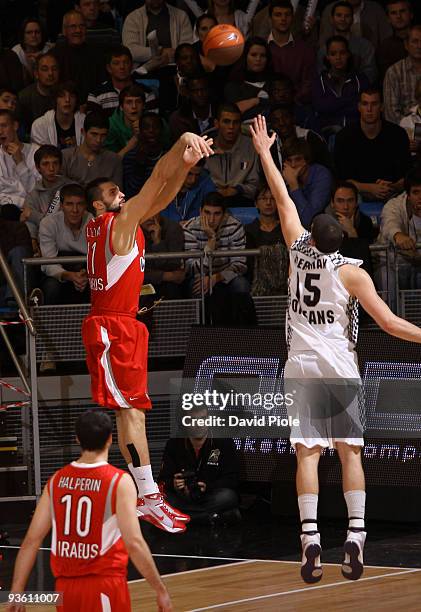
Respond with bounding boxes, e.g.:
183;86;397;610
251;115;421;584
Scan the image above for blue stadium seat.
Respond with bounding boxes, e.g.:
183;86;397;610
229;207;259;225
360;201;384;227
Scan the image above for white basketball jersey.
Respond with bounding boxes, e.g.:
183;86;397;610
287;232;362;377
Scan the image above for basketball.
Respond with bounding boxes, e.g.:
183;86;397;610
202;24;245;66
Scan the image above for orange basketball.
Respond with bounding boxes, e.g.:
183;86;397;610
203;24;245;66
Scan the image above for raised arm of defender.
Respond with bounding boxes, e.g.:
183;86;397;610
250;115;304;249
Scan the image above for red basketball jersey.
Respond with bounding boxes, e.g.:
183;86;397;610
86;212;146;316
48;461;129;578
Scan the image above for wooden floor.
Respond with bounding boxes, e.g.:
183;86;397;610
17;559;421;612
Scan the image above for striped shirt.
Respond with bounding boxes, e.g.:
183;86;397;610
383;56;421;125
183;214;247;282
87;79;158;117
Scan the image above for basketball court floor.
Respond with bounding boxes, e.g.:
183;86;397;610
1;500;420;611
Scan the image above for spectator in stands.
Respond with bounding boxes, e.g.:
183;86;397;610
193;14;217;71
376;0;413;81
282;138;332;229
0;110;39;210
205;103;260;207
74;0;120;46
122;0;193;68
267;75;295;107
31;81;85;149
87;45;134;116
318;2;377;84
383;25;421;125
325;180;375;273
21;145;71;248
0;212;32;309
319;0;392;50
400;79;421;157
268;0;316;106
141;213;185;299
62;111;122;187
174;43;202;89
123;112;165;198
245;183;289;296
87;45;159;117
53;10;105;103
252;0;317;42
0;44;25;94
334;88;411;201
224;37;272;121
169;76;215;141
312;36;369;134
184;191;249;297
39;183;92;306
268;104;332;170
105;84;145;156
374;167;421;292
18;52;60;131
12;18;53;84
0;89;17;114
161;158;216;223
183;0;257;38
159;405;240;525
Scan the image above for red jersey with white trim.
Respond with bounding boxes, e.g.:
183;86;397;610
86;212;146;316
48;461;129;578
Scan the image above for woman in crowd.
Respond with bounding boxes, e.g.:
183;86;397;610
12;18;53;83
312;35;369;136
225;37;271;120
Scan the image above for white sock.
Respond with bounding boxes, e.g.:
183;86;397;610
298;493;318;534
344;490;366;531
128;463;158;497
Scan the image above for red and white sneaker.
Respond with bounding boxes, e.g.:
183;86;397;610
136;493;188;533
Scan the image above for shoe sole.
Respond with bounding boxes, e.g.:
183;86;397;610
139;513;186;534
136;508;190;522
342;541;364;580
301;543;323;584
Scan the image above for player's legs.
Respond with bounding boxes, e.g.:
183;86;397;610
336;442;366;580
116;407;188;533
295;443;323;584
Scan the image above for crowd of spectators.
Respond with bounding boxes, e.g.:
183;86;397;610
1;0;421;329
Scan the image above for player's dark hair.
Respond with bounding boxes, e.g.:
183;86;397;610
332;180;358;201
216;102;241;119
311;214;344;254
404;167;421;194
85;177;112;207
76;410;113;451
60;183;85;203
106;44;133;65
201;191;226;210
269;0;294;16
84;110;109;132
331;1;353;16
34;144;62;167
119;84;146;107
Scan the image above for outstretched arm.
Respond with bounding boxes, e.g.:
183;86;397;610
341;265;421;343
250;116;304;248
114;133;213;252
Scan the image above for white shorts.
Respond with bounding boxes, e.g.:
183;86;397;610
284;352;364;450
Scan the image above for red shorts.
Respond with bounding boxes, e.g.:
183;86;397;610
82;314;152;410
56;575;131;611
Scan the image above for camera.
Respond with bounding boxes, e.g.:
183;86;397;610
182;469;204;502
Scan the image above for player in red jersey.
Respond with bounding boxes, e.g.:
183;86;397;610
82;132;213;534
7;410;173;612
